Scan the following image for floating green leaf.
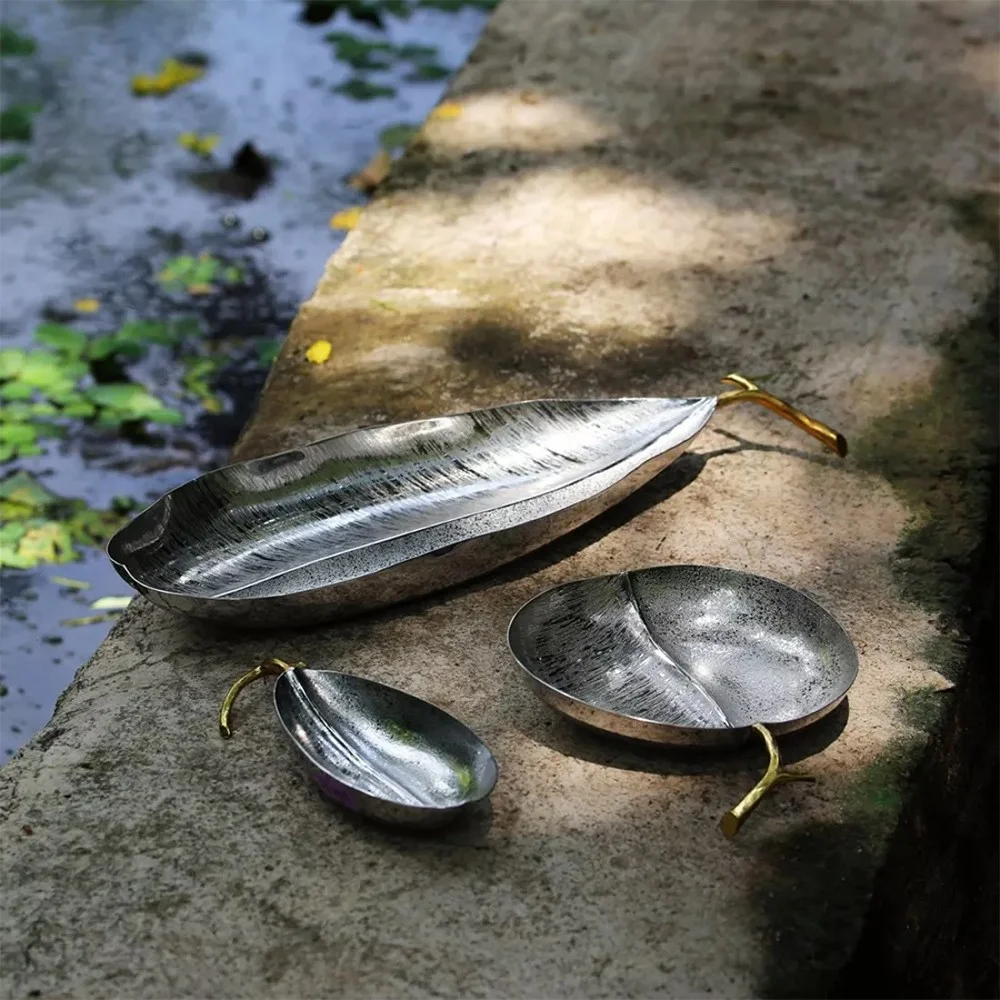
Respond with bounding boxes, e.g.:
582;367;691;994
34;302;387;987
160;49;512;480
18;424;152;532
35;323;88;357
115;319;174;345
257;339;283;367
0;153;26;175
378;123;420;150
0;522;30;568
0;382;33;401
17;521;76;565
60;613;120;627
334;77;396;101
86;383;183;425
325;32;394;70
181;356;223;413
0;422;39;448
0;473;138;567
0;470;58;521
417;0;498;9
90;595;133;611
396;43;437;61
0;26;37;56
407;62;450;81
14;351;86;394
0;104;41;142
0;349;26;379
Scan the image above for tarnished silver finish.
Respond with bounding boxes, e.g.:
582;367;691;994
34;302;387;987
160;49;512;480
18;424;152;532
507;565;858;748
225;662;498;829
108;396;717;627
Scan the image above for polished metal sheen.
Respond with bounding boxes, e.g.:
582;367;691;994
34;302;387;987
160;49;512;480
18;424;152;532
507;564;859;747
219;659;498;829
507;564;859;836
107;375;846;628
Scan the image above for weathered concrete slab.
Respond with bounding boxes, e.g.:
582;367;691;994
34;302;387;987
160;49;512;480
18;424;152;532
2;2;997;998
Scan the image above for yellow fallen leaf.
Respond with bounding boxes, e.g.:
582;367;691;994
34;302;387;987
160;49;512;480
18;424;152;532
306;340;333;364
132;58;204;97
429;101;462;121
348;148;392;193
73;298;100;313
330;207;363;231
186;282;217;296
178;132;220;156
90;596;133;611
61;614;120;627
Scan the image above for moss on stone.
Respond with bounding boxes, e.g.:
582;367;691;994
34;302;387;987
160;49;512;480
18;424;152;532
852;192;998;630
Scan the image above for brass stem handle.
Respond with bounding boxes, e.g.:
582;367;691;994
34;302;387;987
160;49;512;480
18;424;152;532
716;373;848;458
219;657;300;738
719;723;815;838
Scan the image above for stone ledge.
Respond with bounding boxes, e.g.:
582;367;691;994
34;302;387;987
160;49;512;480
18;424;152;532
1;2;997;997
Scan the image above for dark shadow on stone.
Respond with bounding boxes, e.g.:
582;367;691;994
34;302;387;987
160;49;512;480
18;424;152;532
748;818;884;999
447;316;729;398
831;463;999;1000
314;784;496;847
516;698;850;778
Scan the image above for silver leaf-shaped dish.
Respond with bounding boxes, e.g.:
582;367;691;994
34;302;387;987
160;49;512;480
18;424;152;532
219;658;498;830
507;564;859;836
108;374;846;628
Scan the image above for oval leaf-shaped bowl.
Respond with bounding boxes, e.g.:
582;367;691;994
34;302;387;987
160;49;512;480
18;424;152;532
274;667;498;829
507;565;858;748
108;396;718;627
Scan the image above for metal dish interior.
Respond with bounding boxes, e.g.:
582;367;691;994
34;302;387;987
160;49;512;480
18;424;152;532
507;565;858;744
107;397;714;611
273;668;498;814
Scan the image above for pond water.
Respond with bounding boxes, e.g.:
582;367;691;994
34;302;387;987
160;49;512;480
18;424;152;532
0;0;492;758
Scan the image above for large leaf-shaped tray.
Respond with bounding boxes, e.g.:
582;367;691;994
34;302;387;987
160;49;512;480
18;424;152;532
108;374;846;628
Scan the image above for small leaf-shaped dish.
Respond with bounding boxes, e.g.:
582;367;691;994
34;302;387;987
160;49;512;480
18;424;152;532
108;374;846;628
507;565;858;836
220;659;498;829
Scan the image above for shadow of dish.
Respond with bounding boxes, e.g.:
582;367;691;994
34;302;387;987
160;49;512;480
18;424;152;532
311;781;496;847
516;696;851;778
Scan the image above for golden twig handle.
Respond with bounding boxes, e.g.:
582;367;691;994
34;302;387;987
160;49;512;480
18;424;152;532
719;723;815;839
218;658;298;739
716;373;848;457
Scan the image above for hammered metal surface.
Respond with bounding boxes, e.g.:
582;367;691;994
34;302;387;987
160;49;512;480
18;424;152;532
508;565;858;745
274;669;498;827
108;396;716;626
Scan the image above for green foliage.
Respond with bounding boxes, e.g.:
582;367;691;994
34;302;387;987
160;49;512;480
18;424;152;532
256;338;283;367
395;43;437;60
181;356;224;413
86;383;183;426
306;0;410;27
158;253;243;293
0;153;26;175
406;61;449;81
416;0;499;10
0;25;36;57
0;318;204;462
324;19;455;100
0;472;138;569
325;32;394;70
378;123;421;150
0;104;41;142
334;77;396;100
